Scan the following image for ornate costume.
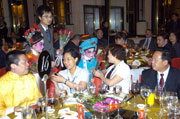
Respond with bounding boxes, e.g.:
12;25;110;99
78;36;98;82
0;72;42;117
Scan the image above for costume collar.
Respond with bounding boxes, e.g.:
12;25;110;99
31;48;39;56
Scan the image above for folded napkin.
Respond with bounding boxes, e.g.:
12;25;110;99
132;60;141;66
58;108;78;119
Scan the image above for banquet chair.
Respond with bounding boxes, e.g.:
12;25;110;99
0;67;6;77
171;57;180;69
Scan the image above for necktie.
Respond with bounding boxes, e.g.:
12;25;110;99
144;38;149;49
159;74;164;88
46;29;50;41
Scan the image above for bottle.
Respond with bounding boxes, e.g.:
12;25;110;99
78;104;84;119
139;108;145;119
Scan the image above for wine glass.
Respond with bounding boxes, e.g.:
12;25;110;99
113;85;122;96
155;86;166;116
140;85;152;107
88;85;96;95
59;90;68;107
99;85;107;95
131;83;140;107
165;92;178;116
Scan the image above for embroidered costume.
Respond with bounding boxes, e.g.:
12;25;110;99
78;36;98;81
0;72;42;117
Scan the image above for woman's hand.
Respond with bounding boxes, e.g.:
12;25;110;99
50;73;66;83
92;70;104;79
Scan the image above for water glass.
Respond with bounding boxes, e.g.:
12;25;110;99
140;85;152;107
131;83;140;107
113;85;122;96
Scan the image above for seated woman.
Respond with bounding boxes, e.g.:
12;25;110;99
169;31;180;57
51;48;89;95
92;44;131;94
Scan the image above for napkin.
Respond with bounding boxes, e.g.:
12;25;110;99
58;108;78;119
132;60;141;66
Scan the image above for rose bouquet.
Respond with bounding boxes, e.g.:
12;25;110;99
58;29;73;49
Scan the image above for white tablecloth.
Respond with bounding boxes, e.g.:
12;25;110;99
130;67;149;82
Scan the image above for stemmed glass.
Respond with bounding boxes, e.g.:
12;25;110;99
113;85;122;96
140;85;152;108
131;83;140;107
164;92;178;116
155;86;166;116
99;83;108;95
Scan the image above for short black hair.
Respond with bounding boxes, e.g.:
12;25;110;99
171;13;179;17
36;5;52;24
157;32;169;40
71;34;81;41
63;48;80;65
170;30;180;43
155;47;171;64
109;44;126;61
115;32;127;41
6;50;25;71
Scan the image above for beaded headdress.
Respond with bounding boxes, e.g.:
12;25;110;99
24;24;43;46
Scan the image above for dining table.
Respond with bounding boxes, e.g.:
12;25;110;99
7;93;174;119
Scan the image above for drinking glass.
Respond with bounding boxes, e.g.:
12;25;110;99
165;92;178;116
88;85;96;95
131;83;140;107
155;86;166;116
99;84;107;95
113;85;122;96
38;97;45;114
140;85;152;107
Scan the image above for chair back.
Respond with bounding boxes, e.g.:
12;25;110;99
0;67;6;77
171;58;180;69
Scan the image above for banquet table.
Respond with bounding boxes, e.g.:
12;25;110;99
8;93;173;119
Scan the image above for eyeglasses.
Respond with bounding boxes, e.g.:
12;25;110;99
42;15;53;19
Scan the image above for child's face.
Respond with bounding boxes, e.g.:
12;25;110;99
33;40;44;53
84;48;96;59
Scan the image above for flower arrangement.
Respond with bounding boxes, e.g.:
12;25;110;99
93;98;119;112
58;29;73;49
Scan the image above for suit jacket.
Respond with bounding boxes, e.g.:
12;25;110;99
139;37;157;52
38;24;55;60
164;43;177;58
141;67;180;99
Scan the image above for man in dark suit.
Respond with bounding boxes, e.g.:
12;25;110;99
156;32;177;58
139;29;157;52
141;48;180;99
36;5;55;61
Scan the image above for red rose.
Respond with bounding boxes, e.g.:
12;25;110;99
24;30;29;35
30;28;34;31
68;31;73;36
33;24;38;29
59;29;63;35
64;29;69;34
30;38;34;44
